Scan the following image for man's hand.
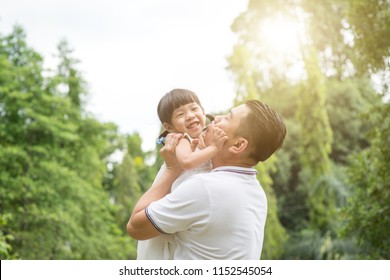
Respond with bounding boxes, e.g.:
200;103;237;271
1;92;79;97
160;133;183;174
127;133;184;240
204;122;228;151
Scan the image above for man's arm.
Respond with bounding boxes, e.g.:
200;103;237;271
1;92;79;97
126;133;183;240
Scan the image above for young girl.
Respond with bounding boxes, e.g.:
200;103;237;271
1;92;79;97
136;88;227;259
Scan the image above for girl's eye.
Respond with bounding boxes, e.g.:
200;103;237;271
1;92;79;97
176;113;184;118
192;107;199;111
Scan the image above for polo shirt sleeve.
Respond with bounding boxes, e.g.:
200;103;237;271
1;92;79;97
146;176;211;234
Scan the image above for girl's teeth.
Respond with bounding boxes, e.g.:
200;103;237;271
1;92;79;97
188;123;198;129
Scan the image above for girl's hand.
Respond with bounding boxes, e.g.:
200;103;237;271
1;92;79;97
204;123;228;151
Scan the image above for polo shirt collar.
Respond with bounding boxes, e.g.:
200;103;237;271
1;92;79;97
211;166;258;175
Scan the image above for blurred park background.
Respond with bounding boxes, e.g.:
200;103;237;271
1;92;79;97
1;0;389;259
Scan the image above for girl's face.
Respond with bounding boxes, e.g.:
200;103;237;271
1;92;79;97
164;102;206;138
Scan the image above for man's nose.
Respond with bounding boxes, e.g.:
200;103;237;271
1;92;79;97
214;115;222;123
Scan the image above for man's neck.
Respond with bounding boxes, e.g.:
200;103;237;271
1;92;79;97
212;159;254;169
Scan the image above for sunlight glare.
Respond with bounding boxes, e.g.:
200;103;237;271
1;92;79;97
255;14;306;82
260;15;302;56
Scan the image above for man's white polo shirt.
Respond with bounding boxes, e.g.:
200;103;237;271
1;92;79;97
146;166;268;260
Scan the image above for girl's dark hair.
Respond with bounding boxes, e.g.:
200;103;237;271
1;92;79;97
157;89;203;124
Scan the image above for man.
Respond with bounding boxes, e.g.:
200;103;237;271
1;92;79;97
127;100;286;259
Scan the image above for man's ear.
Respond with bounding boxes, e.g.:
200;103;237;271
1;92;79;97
163;123;174;132
229;138;248;154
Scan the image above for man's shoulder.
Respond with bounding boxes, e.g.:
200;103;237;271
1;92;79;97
182;171;226;191
188;171;216;182
180;172;209;186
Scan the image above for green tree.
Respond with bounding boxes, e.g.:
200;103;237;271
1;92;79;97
111;153;141;258
256;158;288;259
0;26;132;259
343;101;390;259
347;0;390;74
339;0;390;259
227;0;389;259
106;132;156;227
102;132;159;259
297;49;334;231
0;213;15;259
109;149;143;230
126;133;158;193
325;78;380;164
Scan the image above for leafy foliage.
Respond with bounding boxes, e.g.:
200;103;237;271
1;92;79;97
343;102;390;259
0;213;15;259
256;158;288;259
228;0;390;259
0;26;134;259
296;49;334;231
1;0;389;259
347;0;390;74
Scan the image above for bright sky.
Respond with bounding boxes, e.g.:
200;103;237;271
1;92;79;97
1;0;248;151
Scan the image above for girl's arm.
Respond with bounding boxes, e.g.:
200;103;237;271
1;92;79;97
175;138;217;170
175;127;228;170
